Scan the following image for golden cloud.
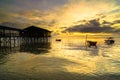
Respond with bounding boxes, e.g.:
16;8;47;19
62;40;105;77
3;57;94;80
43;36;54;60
0;0;119;32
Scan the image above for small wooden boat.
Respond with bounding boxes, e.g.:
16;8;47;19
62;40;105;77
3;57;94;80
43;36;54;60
86;41;97;48
85;35;97;48
105;37;115;45
56;39;61;41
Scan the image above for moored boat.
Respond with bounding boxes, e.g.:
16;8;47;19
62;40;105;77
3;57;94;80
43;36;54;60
105;37;115;45
56;39;61;41
86;40;97;48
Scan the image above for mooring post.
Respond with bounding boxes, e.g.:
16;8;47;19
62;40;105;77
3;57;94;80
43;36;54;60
85;34;88;49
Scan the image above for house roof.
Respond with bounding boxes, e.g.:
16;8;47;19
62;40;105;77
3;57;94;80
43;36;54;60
0;25;22;31
23;26;51;32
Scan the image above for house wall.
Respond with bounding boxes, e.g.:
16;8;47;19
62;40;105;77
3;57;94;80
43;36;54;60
0;29;20;37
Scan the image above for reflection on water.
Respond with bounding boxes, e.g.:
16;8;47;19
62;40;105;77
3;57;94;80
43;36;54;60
20;42;51;54
0;36;120;80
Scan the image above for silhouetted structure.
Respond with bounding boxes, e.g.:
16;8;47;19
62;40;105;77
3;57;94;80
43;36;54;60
20;26;51;37
86;41;97;48
105;37;115;45
0;25;22;47
0;25;21;37
56;39;61;41
0;25;51;47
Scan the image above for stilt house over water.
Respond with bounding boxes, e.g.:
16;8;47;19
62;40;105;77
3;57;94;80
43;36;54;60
20;26;51;37
0;25;21;37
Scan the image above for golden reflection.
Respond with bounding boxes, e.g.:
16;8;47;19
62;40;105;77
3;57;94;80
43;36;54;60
0;35;120;76
49;36;120;74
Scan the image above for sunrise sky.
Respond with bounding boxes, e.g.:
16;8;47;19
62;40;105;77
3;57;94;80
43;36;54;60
0;0;120;34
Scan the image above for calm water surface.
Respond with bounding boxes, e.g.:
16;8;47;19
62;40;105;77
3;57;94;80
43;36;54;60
0;36;120;80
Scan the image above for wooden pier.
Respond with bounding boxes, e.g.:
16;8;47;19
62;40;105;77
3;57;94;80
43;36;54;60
0;25;51;47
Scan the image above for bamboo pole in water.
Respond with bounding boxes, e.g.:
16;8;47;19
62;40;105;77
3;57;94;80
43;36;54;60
85;34;87;49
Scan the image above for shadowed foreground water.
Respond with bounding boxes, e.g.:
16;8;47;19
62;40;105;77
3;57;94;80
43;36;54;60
0;36;120;80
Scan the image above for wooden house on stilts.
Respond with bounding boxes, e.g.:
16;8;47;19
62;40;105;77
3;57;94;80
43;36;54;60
0;25;51;47
20;26;51;37
20;26;51;43
0;25;22;47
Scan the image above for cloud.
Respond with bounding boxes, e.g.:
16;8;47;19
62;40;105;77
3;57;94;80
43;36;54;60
0;0;120;32
0;10;33;28
0;0;69;12
0;9;15;22
102;20;114;25
113;20;120;24
64;19;120;33
40;0;119;31
0;22;31;29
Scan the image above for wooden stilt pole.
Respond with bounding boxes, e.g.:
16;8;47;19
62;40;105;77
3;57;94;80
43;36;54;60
85;34;88;49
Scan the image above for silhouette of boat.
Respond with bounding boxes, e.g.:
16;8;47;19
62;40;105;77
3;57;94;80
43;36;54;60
105;37;115;45
86;40;97;48
56;39;61;41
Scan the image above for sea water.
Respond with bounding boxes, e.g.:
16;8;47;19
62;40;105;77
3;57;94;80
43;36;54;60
0;36;120;80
